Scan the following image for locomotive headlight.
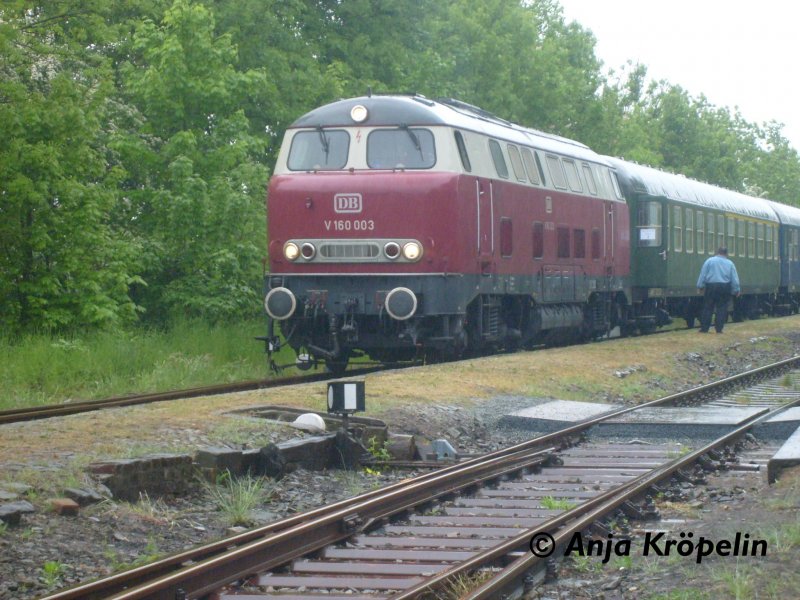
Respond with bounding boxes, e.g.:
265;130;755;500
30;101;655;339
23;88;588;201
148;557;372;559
300;242;316;260
402;241;423;262
350;104;368;123
283;242;300;261
384;242;401;260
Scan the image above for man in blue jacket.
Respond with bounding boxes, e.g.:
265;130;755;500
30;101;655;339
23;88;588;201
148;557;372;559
697;247;740;333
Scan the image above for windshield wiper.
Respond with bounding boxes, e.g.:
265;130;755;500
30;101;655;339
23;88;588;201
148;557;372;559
400;123;423;158
316;126;330;161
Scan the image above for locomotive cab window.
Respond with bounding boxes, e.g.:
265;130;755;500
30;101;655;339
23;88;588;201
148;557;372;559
574;228;586;258
489;139;509;179
500;218;513;257
367;128;436;169
637;201;662;247
288;129;350;171
557;226;570;258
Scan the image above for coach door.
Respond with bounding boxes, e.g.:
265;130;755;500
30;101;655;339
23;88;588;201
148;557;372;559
476;179;495;273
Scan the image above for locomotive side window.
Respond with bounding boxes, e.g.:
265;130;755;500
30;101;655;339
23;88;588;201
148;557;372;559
717;215;725;250
367;128;436;169
563;159;583;193
532;222;544;259
500;218;513;257
609;171;624;200
454;131;472;172
521;148;541;185
637;201;662;247
489;140;509;179
582;164;598;195
696;210;705;254
747;222;755;257
546;155;568;190
288;130;350;171
574;229;586;258
591;228;601;259
507;145;527;182
685;208;693;253
557;226;570;258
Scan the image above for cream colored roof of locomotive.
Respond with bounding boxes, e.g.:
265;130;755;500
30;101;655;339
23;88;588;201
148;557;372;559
607;157;779;222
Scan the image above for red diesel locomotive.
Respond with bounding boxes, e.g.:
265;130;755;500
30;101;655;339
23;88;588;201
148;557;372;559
264;95;633;372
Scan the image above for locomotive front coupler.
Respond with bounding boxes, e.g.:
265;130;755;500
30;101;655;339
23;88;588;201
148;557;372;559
308;313;343;360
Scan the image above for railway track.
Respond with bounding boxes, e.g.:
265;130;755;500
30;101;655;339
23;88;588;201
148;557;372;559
0;366;386;425
40;355;800;600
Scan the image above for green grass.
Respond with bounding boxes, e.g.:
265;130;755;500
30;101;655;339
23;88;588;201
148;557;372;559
203;472;275;526
0;318;297;410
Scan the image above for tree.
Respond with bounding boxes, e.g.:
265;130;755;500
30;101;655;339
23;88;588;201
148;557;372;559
117;0;269;322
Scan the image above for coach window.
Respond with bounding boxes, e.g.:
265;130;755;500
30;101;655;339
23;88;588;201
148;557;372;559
736;219;756;257
507;145;527;182
727;217;736;256
454;131;471;172
591;228;601;259
489;140;509;179
557;226;570;258
747;222;755;257
574;229;586;258
582;164;598;195
637;201;661;247
532;222;544;259
696;211;705;254
546;155;568;190
672;206;682;252
717;215;725;251
500;218;513;257
757;223;765;259
367;128;436;169
685;208;694;253
521;148;541;185
706;214;715;254
288;129;350;171
563;159;583;193
766;225;773;259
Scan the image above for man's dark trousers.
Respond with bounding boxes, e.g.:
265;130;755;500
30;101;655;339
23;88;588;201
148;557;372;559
700;282;732;333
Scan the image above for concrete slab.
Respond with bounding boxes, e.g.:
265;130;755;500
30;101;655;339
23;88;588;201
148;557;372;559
755;407;800;439
597;406;767;439
501;400;622;432
767;424;800;484
502;401;769;438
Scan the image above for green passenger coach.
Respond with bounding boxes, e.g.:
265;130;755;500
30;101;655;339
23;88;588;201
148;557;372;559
607;158;780;328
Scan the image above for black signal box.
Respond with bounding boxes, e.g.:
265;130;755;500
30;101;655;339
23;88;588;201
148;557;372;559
327;380;365;414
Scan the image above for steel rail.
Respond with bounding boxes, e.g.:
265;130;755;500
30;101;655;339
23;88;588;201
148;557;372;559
0;366;386;425
39;354;800;600
457;395;800;599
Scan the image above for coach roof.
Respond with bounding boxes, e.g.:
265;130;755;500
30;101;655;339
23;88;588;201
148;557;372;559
607;157;779;222
290;95;610;165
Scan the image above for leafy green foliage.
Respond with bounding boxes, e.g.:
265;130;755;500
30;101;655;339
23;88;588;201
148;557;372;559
2;0;800;335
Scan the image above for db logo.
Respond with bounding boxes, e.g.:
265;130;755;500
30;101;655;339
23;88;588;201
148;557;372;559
334;193;362;213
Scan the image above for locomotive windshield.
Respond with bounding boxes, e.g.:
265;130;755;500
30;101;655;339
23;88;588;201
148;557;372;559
367;128;436;169
287;129;350;171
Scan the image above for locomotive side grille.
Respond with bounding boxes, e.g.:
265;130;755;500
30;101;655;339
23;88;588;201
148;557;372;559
319;241;381;260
